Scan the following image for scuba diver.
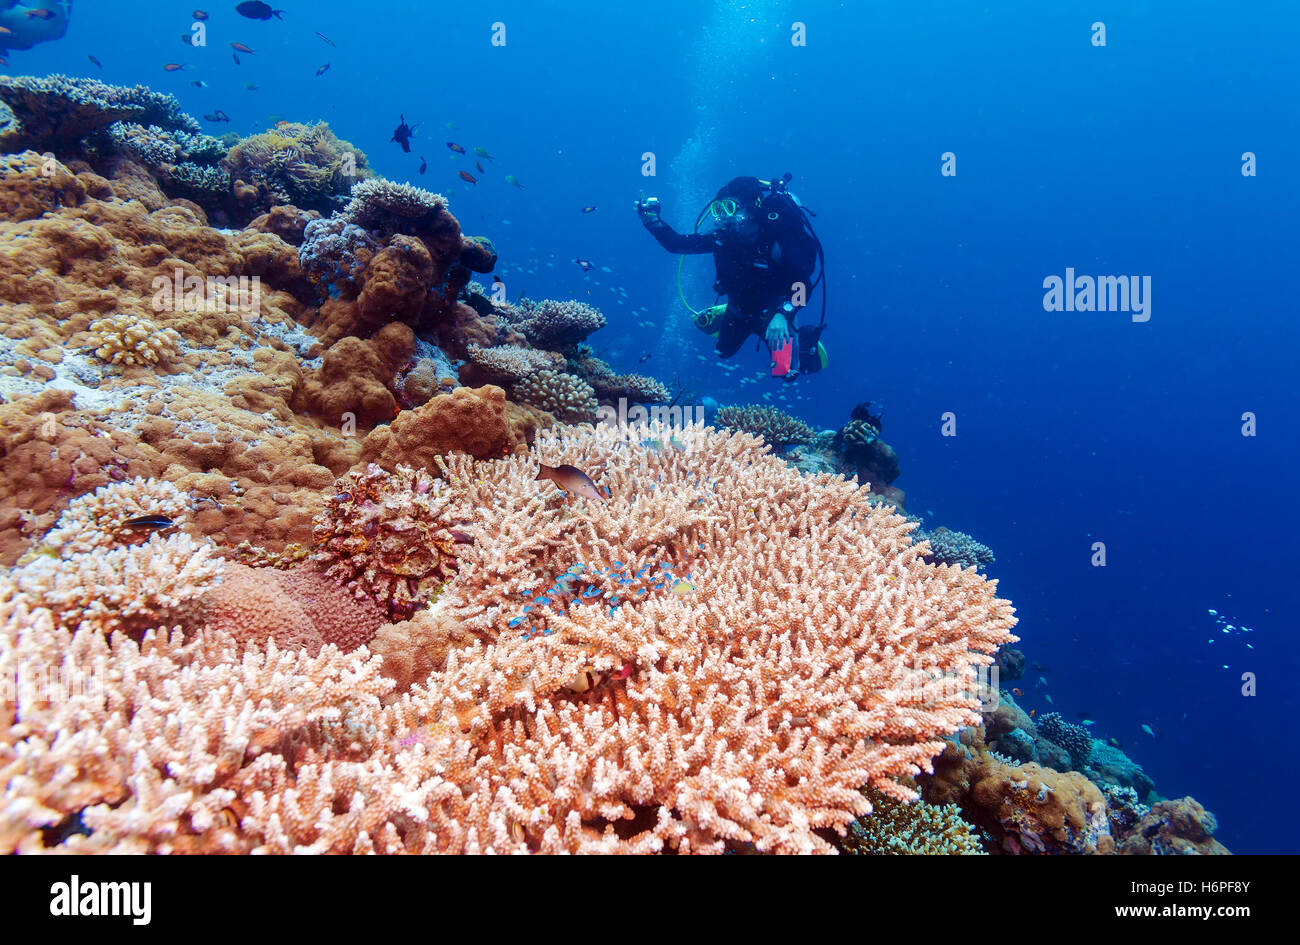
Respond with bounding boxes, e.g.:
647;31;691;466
635;174;827;381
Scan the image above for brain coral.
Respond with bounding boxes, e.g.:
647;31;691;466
88;313;183;368
312;463;469;620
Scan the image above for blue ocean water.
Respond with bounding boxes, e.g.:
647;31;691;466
7;0;1296;853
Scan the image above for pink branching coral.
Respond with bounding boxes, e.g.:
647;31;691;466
312;463;467;620
1;424;1017;854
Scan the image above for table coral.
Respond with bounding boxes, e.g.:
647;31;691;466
716;403;816;446
0;422;1018;854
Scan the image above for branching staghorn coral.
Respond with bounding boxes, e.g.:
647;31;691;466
0;425;1017;854
312;463;469;620
88;314;183;368
715;403;816;446
512;370;599;423
840;787;986;854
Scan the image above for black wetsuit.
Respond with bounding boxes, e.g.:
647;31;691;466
643;197;817;357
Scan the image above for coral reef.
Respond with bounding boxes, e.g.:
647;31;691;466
1115;798;1231;855
716;403;816;446
1;423;1017;853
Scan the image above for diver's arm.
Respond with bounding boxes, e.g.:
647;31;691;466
636;197;713;254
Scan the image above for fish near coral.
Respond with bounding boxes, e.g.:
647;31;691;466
535;463;605;503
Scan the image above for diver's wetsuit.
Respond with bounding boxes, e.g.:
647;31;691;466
641;191;817;360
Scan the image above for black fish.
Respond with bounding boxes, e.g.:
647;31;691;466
574;258;593;272
638;353;652;363
315;31;336;47
236;1;285;20
122;515;177;532
181;33;195;45
418;156;427;175
391;113;414;153
87;55;102;68
315;62;330;77
581;206;597;213
233;51;241;65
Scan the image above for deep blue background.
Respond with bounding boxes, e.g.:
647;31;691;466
9;0;1297;852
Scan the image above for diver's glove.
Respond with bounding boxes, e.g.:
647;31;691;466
636;196;662;225
765;310;792;349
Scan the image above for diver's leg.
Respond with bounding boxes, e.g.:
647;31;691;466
714;306;751;358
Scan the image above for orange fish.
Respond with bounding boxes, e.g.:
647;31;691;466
164;63;187;72
535;463;604;502
1029;709;1037;718
230;42;255;54
0;26;12;35
26;8;57;19
458;170;477;184
475;160;484;173
446;142;465;154
1012;687;1022;697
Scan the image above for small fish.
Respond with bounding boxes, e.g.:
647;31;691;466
391;113;414;152
458;170;477;184
1044;693;1054;704
671;579;695;596
26;8;57;19
446;142;465;154
574;258;593;272
315;31;336;46
1081;719;1095;727
1107;737;1124;749
638;353;652;363
582;586;602;599
1207;608;1218;616
535;463;604;503
164;63;187;72
193;10;209;20
1141;724;1157;738
418;156;427;175
641;437;662;453
581;206;597;213
507;616;526;628
473;146;493;159
505;174;523;188
315;62;330;77
231;42;256;54
0;26;10;35
122;515;177;532
475;160;485;173
236;1;285;20
233;52;241;64
213;109;230;122
668;435;686;450
87;55;103;69
533;596;551;605
243;82;259;90
1011;687;1023;697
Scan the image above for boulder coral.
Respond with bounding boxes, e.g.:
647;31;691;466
360;385;526;471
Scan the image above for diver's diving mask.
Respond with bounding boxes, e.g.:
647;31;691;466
707;198;740;220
